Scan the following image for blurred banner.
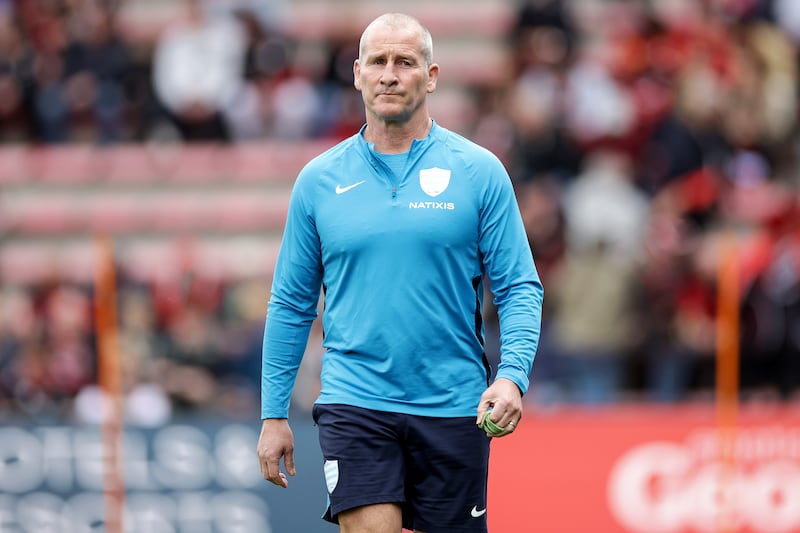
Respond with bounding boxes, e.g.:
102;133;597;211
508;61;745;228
489;405;800;533
0;416;332;532
2;405;798;532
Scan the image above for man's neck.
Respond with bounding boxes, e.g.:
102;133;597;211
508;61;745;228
364;114;432;154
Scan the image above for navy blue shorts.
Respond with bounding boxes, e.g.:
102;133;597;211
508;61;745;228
313;404;491;533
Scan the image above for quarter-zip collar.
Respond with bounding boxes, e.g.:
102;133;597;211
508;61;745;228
356;120;443;184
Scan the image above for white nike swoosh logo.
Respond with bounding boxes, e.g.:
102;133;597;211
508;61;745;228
470;506;486;518
335;180;366;195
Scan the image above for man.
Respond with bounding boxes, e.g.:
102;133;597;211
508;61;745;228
257;13;543;533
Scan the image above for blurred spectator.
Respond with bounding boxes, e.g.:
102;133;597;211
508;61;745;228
517;179;567;287
267;63;323;139
774;0;800;43
59;0;136;143
562;149;650;261
0;287;38;411
1;282;96;416
505;0;582;183
224;8;286;140
738;182;800;401
41;284;95;398
547;237;642;405
15;0;70;143
515;179;566;403
512;0;576;65
0;11;36;141
505;66;583;184
213;278;269;414
544;149;648;404
672;232;724;396
151;0;246;142
313;27;366;139
155;271;224;409
636;189;703;402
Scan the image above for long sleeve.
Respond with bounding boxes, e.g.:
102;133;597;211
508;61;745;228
477;156;544;395
261;166;323;419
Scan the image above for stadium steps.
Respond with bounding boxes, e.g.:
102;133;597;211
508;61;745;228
0;142;332;284
0;235;283;285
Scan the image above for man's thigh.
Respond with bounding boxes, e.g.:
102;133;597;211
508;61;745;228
337;502;403;533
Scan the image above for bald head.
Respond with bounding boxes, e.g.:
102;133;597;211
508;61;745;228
359;13;433;67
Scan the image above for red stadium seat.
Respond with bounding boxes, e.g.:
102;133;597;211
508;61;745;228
0;146;31;186
30;145;99;185
2;194;81;235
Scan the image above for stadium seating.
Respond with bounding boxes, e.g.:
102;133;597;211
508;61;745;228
0;142;316;284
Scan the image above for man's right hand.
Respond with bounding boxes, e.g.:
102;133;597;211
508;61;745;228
257;418;296;488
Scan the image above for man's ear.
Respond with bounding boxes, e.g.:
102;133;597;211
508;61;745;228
353;59;362;90
426;63;439;94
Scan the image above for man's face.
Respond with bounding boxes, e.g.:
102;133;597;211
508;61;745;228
354;24;438;124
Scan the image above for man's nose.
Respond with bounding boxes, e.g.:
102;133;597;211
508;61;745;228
380;65;399;85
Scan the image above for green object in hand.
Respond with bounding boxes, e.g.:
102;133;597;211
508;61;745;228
480;409;506;437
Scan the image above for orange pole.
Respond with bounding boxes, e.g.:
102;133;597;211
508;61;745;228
715;234;739;533
94;234;125;533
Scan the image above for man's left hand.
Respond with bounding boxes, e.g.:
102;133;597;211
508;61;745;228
476;378;523;437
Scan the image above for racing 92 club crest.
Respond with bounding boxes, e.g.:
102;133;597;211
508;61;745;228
419;167;451;197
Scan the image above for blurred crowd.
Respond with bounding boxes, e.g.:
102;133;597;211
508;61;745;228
0;270;273;423
0;0;362;144
501;0;800;405
2;0;800;422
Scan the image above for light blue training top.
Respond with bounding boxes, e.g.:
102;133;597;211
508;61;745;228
261;121;544;419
